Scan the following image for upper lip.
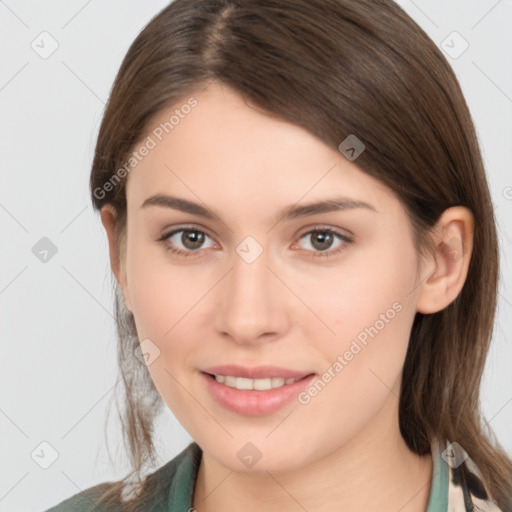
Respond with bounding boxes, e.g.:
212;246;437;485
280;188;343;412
201;364;315;380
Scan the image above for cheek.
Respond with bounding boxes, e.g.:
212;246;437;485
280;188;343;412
296;290;415;452
125;239;205;338
128;270;174;340
301;236;418;409
125;250;202;413
124;243;212;395
301;232;417;341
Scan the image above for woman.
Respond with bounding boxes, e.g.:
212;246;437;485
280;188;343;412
45;0;512;510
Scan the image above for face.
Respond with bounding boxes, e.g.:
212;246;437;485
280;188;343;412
114;82;425;472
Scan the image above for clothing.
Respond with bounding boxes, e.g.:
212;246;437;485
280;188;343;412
44;438;505;511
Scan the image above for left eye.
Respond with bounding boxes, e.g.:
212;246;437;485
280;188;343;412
295;228;351;256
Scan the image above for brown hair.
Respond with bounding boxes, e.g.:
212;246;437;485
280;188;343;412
89;0;512;508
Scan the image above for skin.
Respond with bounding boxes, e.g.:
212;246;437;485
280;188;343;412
101;82;474;512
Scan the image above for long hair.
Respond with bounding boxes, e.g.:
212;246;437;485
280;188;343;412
88;0;512;508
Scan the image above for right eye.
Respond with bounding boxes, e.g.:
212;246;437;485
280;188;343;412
157;227;217;257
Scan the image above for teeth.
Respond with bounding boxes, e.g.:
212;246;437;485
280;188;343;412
214;374;302;390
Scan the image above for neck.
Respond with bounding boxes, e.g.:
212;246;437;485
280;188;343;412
192;391;433;512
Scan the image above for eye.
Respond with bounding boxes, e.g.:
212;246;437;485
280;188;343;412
294;227;352;258
157;227;216;257
157;225;353;259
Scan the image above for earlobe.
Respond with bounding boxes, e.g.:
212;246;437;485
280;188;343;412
415;207;474;314
100;205;133;312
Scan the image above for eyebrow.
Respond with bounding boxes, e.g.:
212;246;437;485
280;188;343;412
140;194;377;223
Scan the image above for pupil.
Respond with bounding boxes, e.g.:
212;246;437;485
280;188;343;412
183;230;204;249
313;231;332;251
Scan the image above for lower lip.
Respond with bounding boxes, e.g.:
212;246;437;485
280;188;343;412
200;371;316;416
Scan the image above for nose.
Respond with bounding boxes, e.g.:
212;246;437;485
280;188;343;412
214;244;290;346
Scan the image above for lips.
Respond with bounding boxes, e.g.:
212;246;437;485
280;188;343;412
201;371;317;416
201;364;313;380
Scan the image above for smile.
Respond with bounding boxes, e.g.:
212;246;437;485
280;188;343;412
201;371;316;416
210;374;303;391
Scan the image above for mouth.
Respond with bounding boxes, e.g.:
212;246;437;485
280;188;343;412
200;370;317;416
202;372;313;391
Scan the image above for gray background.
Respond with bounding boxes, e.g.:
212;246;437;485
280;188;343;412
0;1;511;510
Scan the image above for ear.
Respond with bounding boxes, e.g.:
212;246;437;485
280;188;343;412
100;205;133;312
415;206;474;314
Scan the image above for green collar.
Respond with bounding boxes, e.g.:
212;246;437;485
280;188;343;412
426;438;449;511
166;441;202;510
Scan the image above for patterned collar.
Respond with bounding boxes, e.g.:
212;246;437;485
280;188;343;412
427;437;503;511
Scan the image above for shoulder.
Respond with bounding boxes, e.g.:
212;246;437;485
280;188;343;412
42;481;120;512
43;442;202;512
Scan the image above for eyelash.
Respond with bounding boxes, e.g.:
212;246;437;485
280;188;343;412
156;225;353;259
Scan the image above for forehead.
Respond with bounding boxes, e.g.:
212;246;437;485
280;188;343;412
125;82;402;222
